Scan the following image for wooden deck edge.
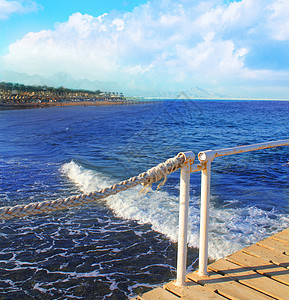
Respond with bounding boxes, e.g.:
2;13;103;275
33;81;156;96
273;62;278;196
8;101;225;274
132;228;289;299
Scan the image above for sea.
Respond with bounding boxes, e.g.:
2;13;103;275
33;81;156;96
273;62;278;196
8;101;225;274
0;99;289;299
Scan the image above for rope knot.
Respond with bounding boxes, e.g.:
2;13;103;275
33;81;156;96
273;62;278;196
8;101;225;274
140;154;185;194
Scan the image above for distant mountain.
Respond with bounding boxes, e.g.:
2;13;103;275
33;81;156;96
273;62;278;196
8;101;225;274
184;87;229;99
0;70;231;99
144;87;229;99
0;70;122;92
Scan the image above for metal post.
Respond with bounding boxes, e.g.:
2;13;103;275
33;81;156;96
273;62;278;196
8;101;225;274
175;152;194;286
176;160;191;286
198;160;211;276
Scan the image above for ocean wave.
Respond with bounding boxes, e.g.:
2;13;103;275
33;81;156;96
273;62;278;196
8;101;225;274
60;160;289;260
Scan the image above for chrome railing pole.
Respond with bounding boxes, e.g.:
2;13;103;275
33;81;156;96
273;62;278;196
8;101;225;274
176;139;289;279
198;160;211;276
176;152;194;286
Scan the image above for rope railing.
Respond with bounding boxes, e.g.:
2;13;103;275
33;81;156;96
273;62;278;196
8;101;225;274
0;152;187;220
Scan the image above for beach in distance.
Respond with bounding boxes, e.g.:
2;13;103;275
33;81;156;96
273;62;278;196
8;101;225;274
0;81;147;109
0;99;149;109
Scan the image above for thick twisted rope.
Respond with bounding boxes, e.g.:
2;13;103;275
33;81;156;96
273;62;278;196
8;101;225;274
0;153;186;220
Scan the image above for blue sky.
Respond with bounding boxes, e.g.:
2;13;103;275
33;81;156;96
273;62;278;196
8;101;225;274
0;0;289;98
0;1;147;55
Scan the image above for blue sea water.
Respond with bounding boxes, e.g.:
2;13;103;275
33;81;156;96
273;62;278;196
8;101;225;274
0;100;289;299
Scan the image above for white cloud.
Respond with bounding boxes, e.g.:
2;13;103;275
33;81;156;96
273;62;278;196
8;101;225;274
2;0;289;97
266;0;289;41
0;0;38;20
112;18;125;31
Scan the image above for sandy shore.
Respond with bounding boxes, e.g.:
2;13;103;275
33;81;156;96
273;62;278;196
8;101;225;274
54;100;133;106
0;100;150;109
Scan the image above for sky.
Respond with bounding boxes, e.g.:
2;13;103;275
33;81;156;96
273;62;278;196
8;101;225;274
0;0;289;98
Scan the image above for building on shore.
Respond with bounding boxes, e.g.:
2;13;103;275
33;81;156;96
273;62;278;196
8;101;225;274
0;82;127;105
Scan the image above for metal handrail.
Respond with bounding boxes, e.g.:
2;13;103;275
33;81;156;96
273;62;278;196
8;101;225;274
175;139;289;286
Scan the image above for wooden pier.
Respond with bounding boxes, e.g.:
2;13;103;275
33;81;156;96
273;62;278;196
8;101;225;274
135;227;289;299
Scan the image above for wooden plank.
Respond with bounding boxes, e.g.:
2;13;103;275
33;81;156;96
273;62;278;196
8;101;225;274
243;244;289;267
208;259;289;299
227;250;289;285
257;237;289;254
281;228;289;235
165;280;225;300
271;232;289;243
137;287;181;300
187;270;273;300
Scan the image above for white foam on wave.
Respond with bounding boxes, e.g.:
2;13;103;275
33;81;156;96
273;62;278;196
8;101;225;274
61;161;289;260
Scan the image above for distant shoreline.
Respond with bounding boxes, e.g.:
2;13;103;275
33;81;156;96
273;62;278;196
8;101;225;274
0;100;152;110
